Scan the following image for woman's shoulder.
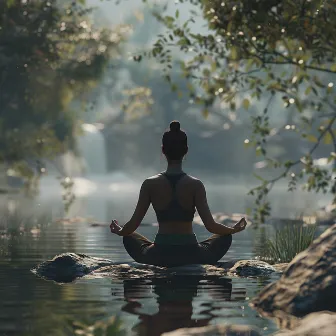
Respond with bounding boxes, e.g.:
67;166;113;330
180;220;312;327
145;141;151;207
144;173;201;183
146;173;164;181
185;174;201;182
185;174;204;190
143;173;164;186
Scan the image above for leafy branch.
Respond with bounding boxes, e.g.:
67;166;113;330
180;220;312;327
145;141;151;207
132;0;336;222
249;116;336;223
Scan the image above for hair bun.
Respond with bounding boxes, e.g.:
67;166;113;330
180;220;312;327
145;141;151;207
169;120;181;132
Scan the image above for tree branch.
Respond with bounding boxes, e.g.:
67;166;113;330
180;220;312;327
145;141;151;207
251;116;336;198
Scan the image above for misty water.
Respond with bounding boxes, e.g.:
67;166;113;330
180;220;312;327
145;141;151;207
0;174;330;336
0;127;331;336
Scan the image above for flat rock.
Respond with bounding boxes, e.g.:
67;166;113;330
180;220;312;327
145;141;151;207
31;253;114;283
31;253;220;283
229;260;277;277
162;324;262;336
275;311;336;336
251;224;336;317
31;253;284;283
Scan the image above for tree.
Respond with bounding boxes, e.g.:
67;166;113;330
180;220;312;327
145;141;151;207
130;0;336;222
0;0;129;192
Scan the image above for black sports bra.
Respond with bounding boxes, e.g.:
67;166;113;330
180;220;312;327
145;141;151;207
154;172;195;222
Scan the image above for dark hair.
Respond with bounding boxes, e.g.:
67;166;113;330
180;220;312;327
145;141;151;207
162;120;188;161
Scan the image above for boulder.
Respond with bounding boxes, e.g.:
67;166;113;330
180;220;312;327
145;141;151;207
275;311;336;336
229;260;277;277
251;224;336;317
161;312;336;336
161;324;262;336
31;253;114;283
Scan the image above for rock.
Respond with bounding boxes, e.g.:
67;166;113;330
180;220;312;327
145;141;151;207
90;263;164;280
161;312;336;336
31;253;213;282
251;224;336;317
31;253;114;283
275;311;336;336
32;253;283;283
273;263;289;273
229;260;276;277
161;324;262;336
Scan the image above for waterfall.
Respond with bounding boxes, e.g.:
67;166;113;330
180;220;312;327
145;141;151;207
77;123;108;175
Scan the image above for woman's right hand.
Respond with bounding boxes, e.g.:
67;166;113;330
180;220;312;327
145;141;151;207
110;219;122;236
233;217;247;233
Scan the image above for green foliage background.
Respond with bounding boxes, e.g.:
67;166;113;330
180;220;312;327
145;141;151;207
0;0;127;192
128;0;336;222
2;0;336;221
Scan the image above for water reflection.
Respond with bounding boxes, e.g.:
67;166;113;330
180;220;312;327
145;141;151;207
121;276;235;336
0;185;297;336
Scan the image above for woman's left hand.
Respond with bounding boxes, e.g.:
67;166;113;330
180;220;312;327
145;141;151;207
233;217;247;233
110;219;122;236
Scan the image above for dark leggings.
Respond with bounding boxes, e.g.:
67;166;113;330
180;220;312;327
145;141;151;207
123;232;232;267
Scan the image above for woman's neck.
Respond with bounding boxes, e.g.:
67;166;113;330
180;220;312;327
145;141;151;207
165;162;183;174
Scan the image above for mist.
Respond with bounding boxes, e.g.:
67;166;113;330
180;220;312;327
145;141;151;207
32;0;331;221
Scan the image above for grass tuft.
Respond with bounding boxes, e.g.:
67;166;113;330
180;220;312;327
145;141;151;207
260;224;316;263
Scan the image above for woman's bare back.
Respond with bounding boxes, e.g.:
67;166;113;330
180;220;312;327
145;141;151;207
147;173;199;234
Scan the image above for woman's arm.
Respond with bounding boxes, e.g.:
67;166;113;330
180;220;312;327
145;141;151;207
117;180;151;236
195;180;245;235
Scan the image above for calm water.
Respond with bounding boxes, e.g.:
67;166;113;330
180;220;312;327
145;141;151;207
0;175;329;336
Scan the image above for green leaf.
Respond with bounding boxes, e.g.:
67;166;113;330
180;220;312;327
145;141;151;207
242;98;250;110
230;47;238;60
255;146;262;156
306;135;318;143
202;68;210;76
165;16;175;23
175;10;179;18
211;62;217;72
312;87;319;96
253;173;265;181
323;132;333;145
305;86;312;95
202;108;209;119
295;99;303;112
245;59;254;72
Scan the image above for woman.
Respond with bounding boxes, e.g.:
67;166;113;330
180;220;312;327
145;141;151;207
110;121;247;267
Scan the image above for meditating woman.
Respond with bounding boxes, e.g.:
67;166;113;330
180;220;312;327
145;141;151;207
109;121;247;267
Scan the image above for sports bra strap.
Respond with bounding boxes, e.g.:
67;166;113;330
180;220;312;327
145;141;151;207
155;172;195;222
162;172;186;191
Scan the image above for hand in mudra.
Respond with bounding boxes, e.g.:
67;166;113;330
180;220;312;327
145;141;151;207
110;219;122;236
233;217;247;233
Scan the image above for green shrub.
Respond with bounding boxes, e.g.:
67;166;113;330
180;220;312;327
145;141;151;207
261;224;317;263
